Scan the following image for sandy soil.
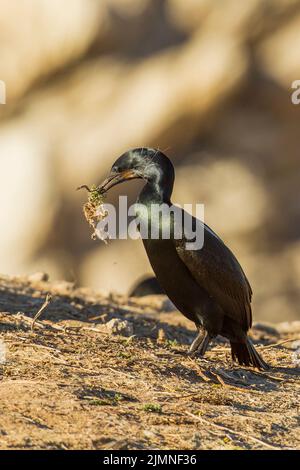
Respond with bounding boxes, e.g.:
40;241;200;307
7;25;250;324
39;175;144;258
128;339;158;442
0;274;299;450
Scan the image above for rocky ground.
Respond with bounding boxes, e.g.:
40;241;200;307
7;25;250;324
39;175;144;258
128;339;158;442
0;274;299;450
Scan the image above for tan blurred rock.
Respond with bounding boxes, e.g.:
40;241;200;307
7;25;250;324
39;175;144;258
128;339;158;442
28;272;49;283
277;321;300;333
173;158;269;237
0;0;300;326
0;28;247;189
203;0;300;39
244;242;300;323
167;0;210;33
80;239;149;295
0;119;58;274
57;32;247;186
258;295;299;324
108;0;149;16
168;0;300;39
287;242;300;288
0;0;105;101
258;12;300;87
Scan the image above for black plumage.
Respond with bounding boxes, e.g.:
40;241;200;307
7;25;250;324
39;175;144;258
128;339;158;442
99;147;268;370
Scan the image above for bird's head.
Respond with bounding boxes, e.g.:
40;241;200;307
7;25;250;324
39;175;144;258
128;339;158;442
99;147;175;200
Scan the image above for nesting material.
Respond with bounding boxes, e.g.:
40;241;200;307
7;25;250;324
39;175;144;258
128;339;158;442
77;184;109;242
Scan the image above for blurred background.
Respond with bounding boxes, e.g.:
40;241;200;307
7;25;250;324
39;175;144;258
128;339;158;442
0;0;300;323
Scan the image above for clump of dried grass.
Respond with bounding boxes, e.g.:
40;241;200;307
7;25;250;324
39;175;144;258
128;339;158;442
77;184;108;242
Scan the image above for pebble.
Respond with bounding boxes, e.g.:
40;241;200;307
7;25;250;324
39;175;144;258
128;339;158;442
28;272;49;282
105;318;134;337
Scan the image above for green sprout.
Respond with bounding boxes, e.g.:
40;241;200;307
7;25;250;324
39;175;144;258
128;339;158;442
166;339;178;348
142;403;162;413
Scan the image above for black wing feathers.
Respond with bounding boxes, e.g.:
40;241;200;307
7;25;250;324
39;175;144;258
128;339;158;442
173;219;252;331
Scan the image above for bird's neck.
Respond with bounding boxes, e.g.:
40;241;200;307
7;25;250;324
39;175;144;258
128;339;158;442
138;180;172;206
135;181;173;239
138;166;174;205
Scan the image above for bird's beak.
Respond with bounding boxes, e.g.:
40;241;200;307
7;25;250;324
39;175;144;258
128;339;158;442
98;169;142;194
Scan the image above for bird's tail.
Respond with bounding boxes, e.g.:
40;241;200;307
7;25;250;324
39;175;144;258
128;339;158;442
230;338;269;370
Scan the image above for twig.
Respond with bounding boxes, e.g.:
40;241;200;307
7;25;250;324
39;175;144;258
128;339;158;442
260;338;298;350
16;312;46;329
82;326;108;335
189;357;252;392
249;370;285;382
48;323;66;331
17;342;62;354
185;411;289;450
208;338;297;355
205;368;257;392
31;293;52;331
107;367;137;380
187;357;210;382
210;370;227;387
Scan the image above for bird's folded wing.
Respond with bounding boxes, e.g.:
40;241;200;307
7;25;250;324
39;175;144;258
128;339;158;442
173;222;252;331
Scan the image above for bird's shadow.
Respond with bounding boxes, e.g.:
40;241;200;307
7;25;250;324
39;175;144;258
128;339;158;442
74;386;137;404
271;366;300;377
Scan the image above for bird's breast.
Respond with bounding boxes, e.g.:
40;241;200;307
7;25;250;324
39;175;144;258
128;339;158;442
142;237;216;325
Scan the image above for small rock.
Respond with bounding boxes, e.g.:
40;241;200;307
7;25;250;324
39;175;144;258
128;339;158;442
28;272;49;283
51;280;75;293
105;318;134;337
291;339;300;350
252;322;279;336
276;321;300;334
143;430;156;439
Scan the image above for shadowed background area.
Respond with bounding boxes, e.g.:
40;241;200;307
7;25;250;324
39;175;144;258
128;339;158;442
0;0;300;323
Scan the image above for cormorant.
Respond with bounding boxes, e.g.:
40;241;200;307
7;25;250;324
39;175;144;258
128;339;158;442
98;147;269;370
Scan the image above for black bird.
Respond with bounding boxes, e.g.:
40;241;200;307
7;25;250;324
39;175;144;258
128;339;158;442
99;147;269;370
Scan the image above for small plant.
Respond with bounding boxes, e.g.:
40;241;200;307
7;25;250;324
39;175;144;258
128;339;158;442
166;339;178;348
85;392;123;406
117;351;132;359
114;393;123;403
88;399;110;406
142;403;162;413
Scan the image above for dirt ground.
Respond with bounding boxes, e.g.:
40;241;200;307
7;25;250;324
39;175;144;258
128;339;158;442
0;274;299;450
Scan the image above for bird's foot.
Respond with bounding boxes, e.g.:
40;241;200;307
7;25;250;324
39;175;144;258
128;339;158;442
188;331;212;357
187;350;198;358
